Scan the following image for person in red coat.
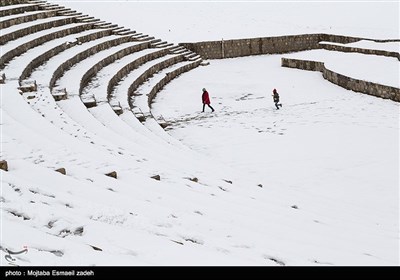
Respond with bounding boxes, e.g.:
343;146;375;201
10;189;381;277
202;88;215;112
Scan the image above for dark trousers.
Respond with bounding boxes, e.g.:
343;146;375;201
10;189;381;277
203;104;214;112
275;102;280;109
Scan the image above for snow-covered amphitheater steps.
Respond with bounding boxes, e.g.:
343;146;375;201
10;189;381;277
0;2;46;17
79;46;178;146
51;42;177;147
1;0;208;182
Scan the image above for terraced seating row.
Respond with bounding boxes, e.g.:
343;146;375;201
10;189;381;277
0;14;79;45
0;9;59;29
0;2;46;17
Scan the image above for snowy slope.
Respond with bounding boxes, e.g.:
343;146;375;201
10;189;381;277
1;0;399;266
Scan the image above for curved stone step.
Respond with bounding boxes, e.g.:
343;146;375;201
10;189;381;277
0;15;78;45
115;30;137;36
57;10;81;17
79;41;151;99
0;3;41;17
0;10;59;29
1;0;29;6
1;22;99;69
107;48;175;110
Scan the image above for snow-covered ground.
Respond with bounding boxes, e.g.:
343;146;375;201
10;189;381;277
1;0;399;266
52;0;400;42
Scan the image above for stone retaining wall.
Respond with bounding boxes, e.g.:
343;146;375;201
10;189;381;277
180;34;366;59
281;57;400;102
180;33;399;60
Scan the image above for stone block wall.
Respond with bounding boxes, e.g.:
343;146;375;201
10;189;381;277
180;34;367;59
180;33;396;60
281;57;400;102
281;57;325;72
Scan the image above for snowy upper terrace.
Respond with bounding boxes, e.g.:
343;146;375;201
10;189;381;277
52;0;400;43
